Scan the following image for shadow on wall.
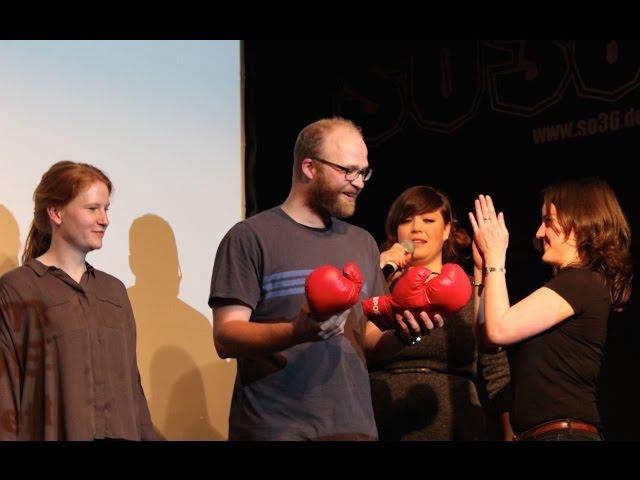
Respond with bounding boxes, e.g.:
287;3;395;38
0;205;20;276
127;214;236;440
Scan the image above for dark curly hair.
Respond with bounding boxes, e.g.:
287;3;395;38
543;177;633;312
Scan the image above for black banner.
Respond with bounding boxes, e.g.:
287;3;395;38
244;40;640;439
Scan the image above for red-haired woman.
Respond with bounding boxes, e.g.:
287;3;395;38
0;161;154;440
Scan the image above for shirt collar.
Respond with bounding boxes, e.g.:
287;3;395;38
25;258;96;277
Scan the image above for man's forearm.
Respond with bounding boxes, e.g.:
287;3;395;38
214;320;298;358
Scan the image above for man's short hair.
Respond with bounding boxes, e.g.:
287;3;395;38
292;117;362;181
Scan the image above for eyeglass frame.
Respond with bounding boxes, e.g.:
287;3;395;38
311;157;373;182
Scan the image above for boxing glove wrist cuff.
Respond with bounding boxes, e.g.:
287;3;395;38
362;296;393;319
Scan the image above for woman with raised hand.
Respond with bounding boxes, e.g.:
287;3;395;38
469;178;633;441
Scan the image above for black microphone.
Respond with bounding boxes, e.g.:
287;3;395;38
382;240;415;279
532;236;542;253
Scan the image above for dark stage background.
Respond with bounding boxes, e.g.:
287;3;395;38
244;40;640;439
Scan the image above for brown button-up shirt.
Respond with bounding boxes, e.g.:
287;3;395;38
0;259;155;440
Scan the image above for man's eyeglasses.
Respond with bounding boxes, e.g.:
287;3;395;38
312;157;373;182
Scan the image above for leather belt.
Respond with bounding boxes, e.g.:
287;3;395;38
384;367;433;374
514;419;599;441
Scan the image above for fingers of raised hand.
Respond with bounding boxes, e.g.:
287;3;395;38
468;211;479;232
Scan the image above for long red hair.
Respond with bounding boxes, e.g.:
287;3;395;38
22;161;112;264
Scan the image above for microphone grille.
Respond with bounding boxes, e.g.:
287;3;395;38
400;240;415;254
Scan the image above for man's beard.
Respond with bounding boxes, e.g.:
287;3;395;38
309;173;357;219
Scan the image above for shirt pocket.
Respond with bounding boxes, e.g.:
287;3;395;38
41;297;84;338
96;294;129;330
95;295;131;379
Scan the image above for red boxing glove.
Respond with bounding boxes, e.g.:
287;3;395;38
424;263;472;314
305;262;363;320
362;266;432;329
362;264;471;330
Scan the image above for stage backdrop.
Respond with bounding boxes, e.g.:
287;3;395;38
0;40;241;440
244;40;640;440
